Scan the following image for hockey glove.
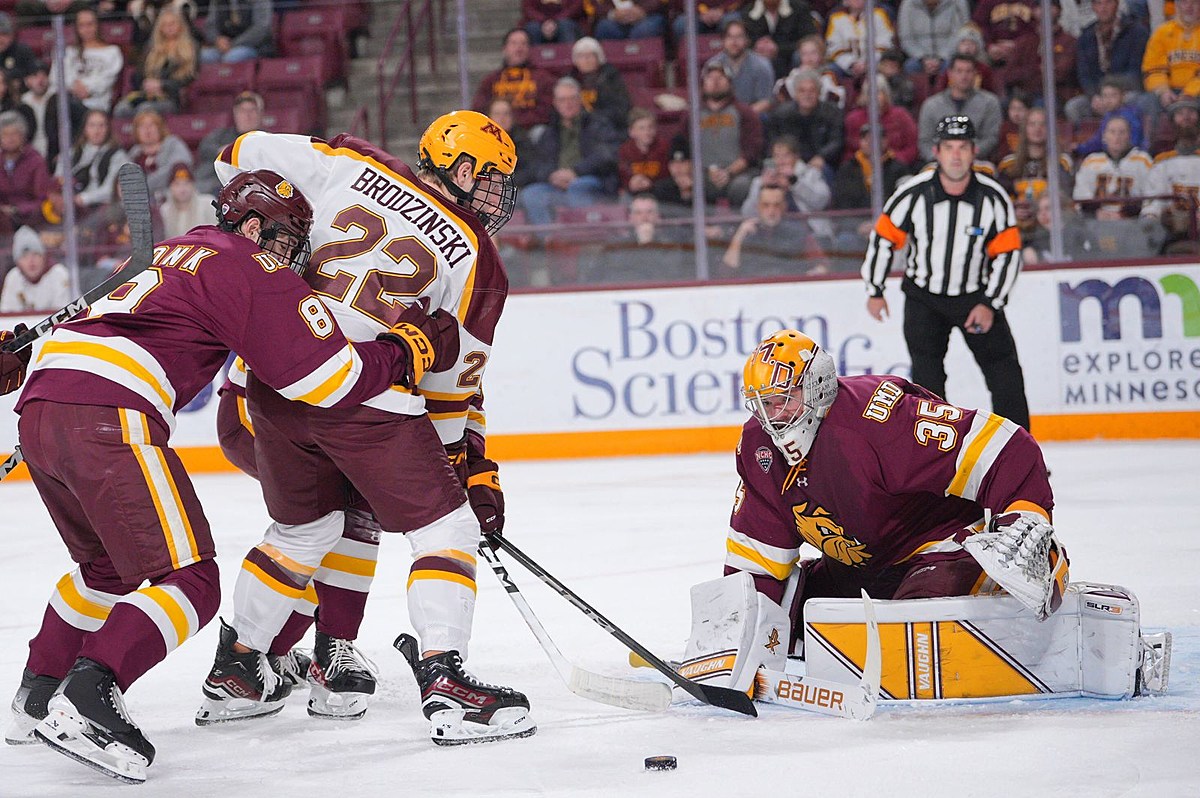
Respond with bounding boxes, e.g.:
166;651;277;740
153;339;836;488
963;509;1068;621
0;324;32;396
467;457;504;544
377;302;460;389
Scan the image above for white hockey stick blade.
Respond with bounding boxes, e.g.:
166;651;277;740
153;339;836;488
479;544;671;712
755;590;881;720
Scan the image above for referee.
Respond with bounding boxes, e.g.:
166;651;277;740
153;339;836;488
861;115;1031;430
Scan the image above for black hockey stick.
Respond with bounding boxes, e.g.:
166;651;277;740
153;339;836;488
492;535;758;717
0;163;153;482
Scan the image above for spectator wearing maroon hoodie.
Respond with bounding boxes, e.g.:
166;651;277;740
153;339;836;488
472;28;556;129
522;0;587;44
972;0;1036;68
840;76;919;166
618;108;670;194
0;110;52;232
995;0;1079;103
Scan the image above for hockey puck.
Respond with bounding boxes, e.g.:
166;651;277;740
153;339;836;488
645;756;677;771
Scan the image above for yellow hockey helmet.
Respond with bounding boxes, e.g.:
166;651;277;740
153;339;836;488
417;110;518;235
742;329;838;462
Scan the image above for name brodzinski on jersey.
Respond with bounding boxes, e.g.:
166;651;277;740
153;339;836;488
350;166;475;269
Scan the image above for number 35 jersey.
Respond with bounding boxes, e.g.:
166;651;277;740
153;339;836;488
215;132;508;443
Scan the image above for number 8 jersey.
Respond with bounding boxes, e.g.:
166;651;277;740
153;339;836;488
215;132;508;445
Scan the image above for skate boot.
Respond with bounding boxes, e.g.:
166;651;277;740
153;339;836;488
33;658;155;784
308;631;377;720
1136;631;1172;696
195;619;292;726
5;669;61;745
394;633;535;746
279;648;313;689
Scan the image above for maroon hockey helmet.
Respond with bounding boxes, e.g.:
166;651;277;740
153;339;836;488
216;169;314;274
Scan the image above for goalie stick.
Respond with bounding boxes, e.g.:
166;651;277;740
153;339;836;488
491;535;758;717
0;163;153;483
629;590;882;720
478;542;672;712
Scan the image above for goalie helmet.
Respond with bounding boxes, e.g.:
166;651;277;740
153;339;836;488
742;330;839;465
417;110;518;236
216;168;314;275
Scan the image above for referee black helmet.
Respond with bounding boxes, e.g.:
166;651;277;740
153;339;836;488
934;115;976;143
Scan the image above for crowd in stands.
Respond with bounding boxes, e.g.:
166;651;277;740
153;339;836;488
483;0;1200;284
0;0;365;311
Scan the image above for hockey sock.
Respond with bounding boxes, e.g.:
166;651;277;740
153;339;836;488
79;558;219;690
406;503;478;657
27;559;129;680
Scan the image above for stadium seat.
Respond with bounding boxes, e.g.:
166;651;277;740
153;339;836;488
113;118;135;149
672;33;722;86
279;6;348;84
257;56;326;132
17;25;58;58
99;18;134;57
601;38;665;88
555;204;627;225
164;111;230;151
187;61;257;114
260;107;304;134
529;42;573;77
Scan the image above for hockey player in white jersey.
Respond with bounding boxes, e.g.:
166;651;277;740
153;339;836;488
197;112;535;744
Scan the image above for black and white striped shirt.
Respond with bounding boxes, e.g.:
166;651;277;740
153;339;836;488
861;169;1023;309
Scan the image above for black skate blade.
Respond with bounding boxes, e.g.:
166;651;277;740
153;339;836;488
431;725;537;746
34;727;145;785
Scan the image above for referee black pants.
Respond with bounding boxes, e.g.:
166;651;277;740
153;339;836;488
901;287;1031;430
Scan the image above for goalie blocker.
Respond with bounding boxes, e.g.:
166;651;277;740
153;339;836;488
682;574;1170;707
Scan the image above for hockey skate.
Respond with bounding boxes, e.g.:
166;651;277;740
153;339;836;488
5;669;60;745
1136;632;1172;696
279;648;313;689
395;633;535;746
33;658;155;785
307;631;377;720
195;619;292;726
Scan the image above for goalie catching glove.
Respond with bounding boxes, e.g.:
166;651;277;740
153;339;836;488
0;325;32;396
376;301;459;390
964;507;1068;621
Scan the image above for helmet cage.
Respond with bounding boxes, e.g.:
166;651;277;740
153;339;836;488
741;332;839;464
420;151;517;235
215;169;314;275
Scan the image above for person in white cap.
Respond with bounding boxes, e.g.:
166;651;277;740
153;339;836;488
0;224;69;312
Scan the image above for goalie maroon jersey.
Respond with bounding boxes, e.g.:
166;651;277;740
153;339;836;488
725;374;1054;603
16;225;411;432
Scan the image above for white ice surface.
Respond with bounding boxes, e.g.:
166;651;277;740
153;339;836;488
1;441;1198;797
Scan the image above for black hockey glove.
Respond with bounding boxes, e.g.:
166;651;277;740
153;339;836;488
377;302;460;389
467;457;505;545
0;324;32;396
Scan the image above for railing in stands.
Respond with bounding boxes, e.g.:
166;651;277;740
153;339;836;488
348;104;370;139
375;0;445;147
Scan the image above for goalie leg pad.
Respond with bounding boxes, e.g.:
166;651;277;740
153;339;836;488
679;572;789;695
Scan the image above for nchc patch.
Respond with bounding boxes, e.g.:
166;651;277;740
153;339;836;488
755;446;773;473
275;180;295;199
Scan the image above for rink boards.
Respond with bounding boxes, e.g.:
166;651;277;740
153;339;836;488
1;259;1197;475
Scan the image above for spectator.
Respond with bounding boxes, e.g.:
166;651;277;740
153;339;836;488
1074;115;1154;211
996;91;1031;160
129;0;202;52
840;75;919;165
744;0;819;80
995;0;1079;103
1074;76;1151;155
741;133;831;215
0;225;69;312
998;107;1075;200
0;111;53;232
51;7;124;112
582;194;690;283
1142;96;1200;245
19;60;87;167
918;54;1003;160
0;12;38;84
13;1;90;23
591;0;667;40
569;37;631;129
722;183;826;275
830;123;911;253
697;62;764;207
940;24;1000;94
64;108;130;219
201;0;273;64
0;68;23;119
127;108;192;199
472;28;556;130
793;35;848;107
1142;0;1200;111
617;107;670;194
519;76;623;225
897;0;970;78
825;0;895;80
765;67;841;179
159;162;214;238
651;136;700;212
1069;0;1150;123
114;8;199;118
672;0;742;40
878;46;918;112
706;18;777;113
487;97;535;188
1020;191;1095;262
522;0;586;44
194;90;260;195
973;0;1036;68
